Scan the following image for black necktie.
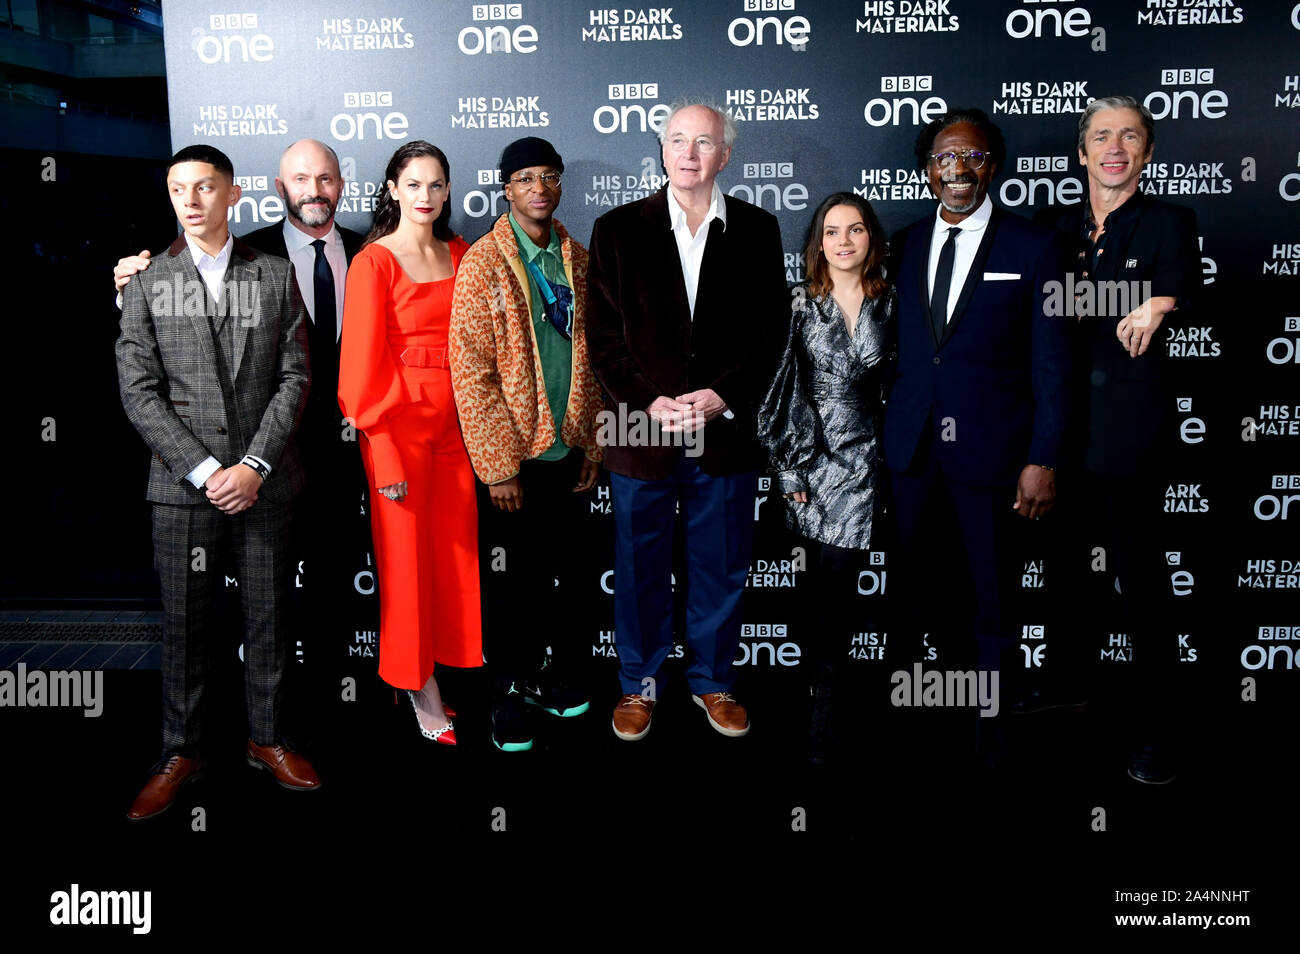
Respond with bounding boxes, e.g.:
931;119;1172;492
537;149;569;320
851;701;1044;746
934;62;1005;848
310;239;337;354
930;226;960;342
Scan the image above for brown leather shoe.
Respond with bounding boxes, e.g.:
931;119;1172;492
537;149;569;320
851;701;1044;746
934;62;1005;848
126;755;204;821
246;740;322;791
693;691;750;737
612;693;655;741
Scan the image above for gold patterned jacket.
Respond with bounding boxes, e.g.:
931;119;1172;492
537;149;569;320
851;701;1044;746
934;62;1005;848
449;212;603;485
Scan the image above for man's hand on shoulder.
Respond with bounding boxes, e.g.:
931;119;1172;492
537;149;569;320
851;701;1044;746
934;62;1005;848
206;464;262;514
114;251;153;293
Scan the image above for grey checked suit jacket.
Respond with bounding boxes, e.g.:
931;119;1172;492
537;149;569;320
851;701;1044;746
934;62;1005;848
116;234;310;506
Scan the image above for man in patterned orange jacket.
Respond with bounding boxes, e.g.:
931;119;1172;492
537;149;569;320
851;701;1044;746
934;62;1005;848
449;137;604;753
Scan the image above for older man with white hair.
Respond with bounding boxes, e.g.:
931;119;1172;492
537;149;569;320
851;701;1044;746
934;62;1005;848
586;97;788;742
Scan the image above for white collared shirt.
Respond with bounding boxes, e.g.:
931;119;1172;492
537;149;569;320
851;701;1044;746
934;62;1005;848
185;232;234;303
666;181;727;319
283;220;347;341
179;231;270;488
926;194;993;324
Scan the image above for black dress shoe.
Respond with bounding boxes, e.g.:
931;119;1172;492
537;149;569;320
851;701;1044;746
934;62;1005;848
1009;689;1088;715
973;716;1006;769
1128;744;1176;784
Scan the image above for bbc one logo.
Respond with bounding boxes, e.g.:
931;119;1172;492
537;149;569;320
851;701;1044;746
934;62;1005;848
999;155;1083;208
229;175;286;226
459;3;538;55
593;83;669;135
192;13;273;64
1255;475;1300;521
728;161;809;212
1241;626;1300;671
330;92;409;142
1144;68;1228;120
1266;316;1300;364
864;75;947;127
1175;397;1206;445
1004;0;1093;38
728;0;811;48
463;169;506;219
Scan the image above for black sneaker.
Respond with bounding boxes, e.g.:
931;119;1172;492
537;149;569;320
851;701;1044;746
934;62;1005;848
523;659;590;718
491;682;533;752
1008;688;1088;715
1127;744;1176;784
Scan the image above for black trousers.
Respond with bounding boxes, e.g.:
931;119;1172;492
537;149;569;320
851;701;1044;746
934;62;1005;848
1051;469;1178;741
802;539;872;668
480;448;585;684
283;428;371;737
890;436;1025;675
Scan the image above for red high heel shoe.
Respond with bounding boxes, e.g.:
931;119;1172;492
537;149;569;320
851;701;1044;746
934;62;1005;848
395;690;457;745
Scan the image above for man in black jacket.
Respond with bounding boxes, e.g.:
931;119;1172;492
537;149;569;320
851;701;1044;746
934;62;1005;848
1032;96;1201;785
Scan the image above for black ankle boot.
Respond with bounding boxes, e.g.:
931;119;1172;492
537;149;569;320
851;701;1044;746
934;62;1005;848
808;662;835;764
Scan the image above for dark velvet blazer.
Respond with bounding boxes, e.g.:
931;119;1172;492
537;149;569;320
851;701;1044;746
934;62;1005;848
586;187;789;481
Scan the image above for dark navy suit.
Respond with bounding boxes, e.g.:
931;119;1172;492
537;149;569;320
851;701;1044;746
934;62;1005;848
884;203;1070;671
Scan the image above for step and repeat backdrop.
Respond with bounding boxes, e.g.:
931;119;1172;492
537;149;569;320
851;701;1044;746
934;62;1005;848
157;0;1298;691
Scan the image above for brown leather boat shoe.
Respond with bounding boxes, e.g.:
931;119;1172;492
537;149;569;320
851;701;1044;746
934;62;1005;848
612;693;655;741
693;691;751;737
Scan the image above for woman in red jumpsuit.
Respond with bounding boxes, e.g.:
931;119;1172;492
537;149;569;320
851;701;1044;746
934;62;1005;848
339;141;482;745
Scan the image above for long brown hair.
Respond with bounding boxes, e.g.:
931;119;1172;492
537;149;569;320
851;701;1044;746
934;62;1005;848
803;192;888;301
363;140;454;247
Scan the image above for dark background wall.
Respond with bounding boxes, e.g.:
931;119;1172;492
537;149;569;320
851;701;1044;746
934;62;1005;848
5;0;1298;693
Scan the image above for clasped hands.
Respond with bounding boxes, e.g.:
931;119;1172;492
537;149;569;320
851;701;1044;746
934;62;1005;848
204;465;262;514
647;389;727;432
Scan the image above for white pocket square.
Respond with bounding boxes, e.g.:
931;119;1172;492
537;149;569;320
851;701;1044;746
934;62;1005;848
983;272;1021;280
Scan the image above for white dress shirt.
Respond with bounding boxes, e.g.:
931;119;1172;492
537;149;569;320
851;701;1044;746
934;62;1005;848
283;220;347;341
666;181;727;319
926;194;993;324
186;232;233;303
180;232;269;489
665;182;733;419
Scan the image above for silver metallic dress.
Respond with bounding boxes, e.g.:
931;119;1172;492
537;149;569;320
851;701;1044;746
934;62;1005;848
758;285;897;550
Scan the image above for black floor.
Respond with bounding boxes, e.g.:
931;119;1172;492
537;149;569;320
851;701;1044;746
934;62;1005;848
1;656;1286;939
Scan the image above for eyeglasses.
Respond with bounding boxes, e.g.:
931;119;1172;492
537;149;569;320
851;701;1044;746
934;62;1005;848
666;135;721;155
929;149;989;170
510;172;562;189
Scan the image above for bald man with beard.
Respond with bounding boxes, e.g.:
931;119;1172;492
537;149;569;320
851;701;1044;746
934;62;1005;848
114;139;369;743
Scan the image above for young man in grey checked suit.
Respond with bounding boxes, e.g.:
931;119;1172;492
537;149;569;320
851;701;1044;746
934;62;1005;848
116;144;322;820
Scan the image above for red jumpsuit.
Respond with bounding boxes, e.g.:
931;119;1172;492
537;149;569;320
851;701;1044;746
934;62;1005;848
338;238;482;688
